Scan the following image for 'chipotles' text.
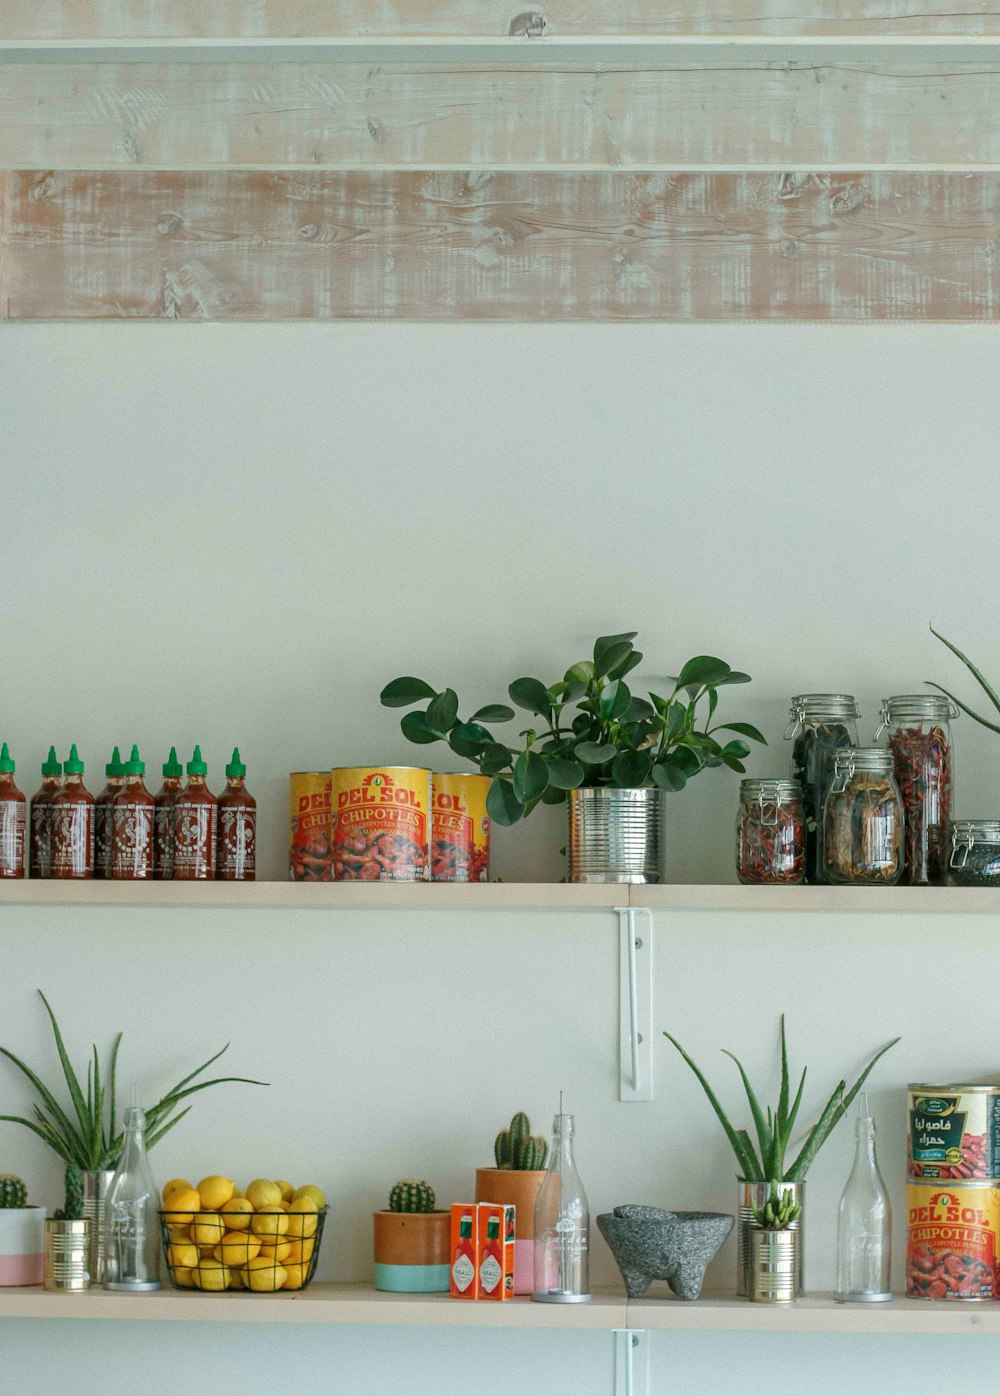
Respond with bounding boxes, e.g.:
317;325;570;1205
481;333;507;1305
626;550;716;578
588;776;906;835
330;767;430;881
906;1183;1000;1300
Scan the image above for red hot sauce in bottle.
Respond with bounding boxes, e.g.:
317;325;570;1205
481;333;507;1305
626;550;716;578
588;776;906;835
218;748;256;882
112;745;155;880
154;747;183;880
94;746;125;880
0;743;26;879
50;745;94;879
29;747;61;879
172;746;217;880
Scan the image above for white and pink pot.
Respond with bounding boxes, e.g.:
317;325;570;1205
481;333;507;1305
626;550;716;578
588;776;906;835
0;1208;46;1286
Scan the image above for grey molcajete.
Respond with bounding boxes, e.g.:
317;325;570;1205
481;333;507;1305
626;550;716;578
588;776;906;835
597;1205;734;1301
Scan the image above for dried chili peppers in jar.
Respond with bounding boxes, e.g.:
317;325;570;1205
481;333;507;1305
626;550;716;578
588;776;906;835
736;779;805;884
785;694;860;884
877;695;956;886
822;748;903;885
949;820;1000;887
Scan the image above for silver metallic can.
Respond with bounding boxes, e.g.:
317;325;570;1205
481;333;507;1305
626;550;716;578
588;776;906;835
44;1219;90;1292
738;1180;804;1296
567;787;662;883
748;1227;798;1304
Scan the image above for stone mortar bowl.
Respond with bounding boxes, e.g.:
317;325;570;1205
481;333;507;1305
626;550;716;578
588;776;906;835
597;1205;734;1301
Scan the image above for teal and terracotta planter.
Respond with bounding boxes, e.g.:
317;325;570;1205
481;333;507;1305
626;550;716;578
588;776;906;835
373;1210;450;1293
0;1207;45;1286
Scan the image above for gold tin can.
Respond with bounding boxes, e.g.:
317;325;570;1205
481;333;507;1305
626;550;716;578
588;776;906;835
44;1219;90;1292
431;774;491;882
289;772;333;882
906;1181;1000;1300
330;767;431;881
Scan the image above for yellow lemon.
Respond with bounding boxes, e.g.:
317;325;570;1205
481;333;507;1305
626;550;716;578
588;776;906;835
171;1266;195;1288
273;1179;295;1203
193;1259;231;1292
229;1267;246;1289
162;1178;193;1202
284;1238;315;1265
162;1188;201;1226
220;1197;254;1231
197;1175;235;1211
293;1185;326;1210
258;1240;291;1263
167;1225;193;1244
215;1232;262;1267
245;1256;287;1292
191;1212;226;1248
166;1242;199;1270
231;1188;246;1200
281;1263;309;1291
251;1208;290;1240
246;1179;282;1211
286;1195;319;1239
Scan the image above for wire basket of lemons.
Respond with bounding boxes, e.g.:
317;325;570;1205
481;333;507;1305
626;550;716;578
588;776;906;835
160;1176;327;1293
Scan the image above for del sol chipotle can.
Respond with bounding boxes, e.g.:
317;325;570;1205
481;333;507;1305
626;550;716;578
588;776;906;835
431;774;491;882
330;767;430;881
908;1084;1000;1180
289;772;333;882
906;1182;1000;1299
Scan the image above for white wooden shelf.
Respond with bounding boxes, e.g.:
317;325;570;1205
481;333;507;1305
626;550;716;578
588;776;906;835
630;1292;1000;1334
0;881;996;912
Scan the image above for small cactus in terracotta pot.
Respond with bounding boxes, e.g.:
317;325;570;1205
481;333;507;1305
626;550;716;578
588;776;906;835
476;1110;549;1295
373;1178;449;1294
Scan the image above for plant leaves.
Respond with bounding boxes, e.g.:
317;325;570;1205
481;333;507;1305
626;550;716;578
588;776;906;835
925;683;1000;736
785;1037;900;1182
712;722;768;745
722;1050;775;1180
449;723;493;760
559;680;588;705
425;688;459;733
486;778;524;827
380;677;438;708
400;711;441;745
546;759;585;790
508;677;553;717
721;739;751;760
611;750;652;787
624;697;654;722
470;704;516;724
594;633;637;679
564;661;595;687
651;762;686;792
540;785;567;805
599;680;632;722
676;656;732;691
723;756;747;773
662;1032;762;1181
716;671;752;686
479;743;514;775
575;741;617;765
608;650;643;682
930;627;1000;716
513;750;548;805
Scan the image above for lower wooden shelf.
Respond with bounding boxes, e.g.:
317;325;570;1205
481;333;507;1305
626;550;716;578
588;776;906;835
630;1292;1000;1334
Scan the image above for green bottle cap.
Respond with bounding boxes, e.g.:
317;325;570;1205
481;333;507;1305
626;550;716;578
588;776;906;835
162;746;182;779
187;744;208;777
42;746;61;778
106;745;124;779
0;743;14;774
226;747;246;779
64;744;84;775
125;744;145;777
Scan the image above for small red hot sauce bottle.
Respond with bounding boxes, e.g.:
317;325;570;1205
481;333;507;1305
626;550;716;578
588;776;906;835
29;746;61;879
153;746;183;881
50;745;94;879
112;745;155;880
173;745;218;881
0;743;26;879
217;747;256;882
94;746;125;880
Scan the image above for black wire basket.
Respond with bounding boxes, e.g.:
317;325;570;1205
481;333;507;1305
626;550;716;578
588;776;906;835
159;1206;327;1293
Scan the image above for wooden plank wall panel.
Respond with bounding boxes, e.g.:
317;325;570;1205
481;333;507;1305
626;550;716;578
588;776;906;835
3;61;1000;169
2;0;998;38
3;169;998;321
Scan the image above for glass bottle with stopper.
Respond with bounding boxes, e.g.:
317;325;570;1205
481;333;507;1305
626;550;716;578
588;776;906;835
103;1085;161;1291
532;1093;591;1303
834;1091;892;1302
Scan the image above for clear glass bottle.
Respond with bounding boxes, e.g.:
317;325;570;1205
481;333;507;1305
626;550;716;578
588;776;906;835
103;1096;161;1291
876;695;957;886
784;695;860;884
822;748;903;886
950;820;1000;886
835;1093;891;1303
533;1108;590;1303
736;779;806;884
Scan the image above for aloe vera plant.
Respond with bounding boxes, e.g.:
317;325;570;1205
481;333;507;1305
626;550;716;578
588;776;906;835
752;1184;801;1230
663;1017;899;1183
0;991;267;1171
927;628;1000;735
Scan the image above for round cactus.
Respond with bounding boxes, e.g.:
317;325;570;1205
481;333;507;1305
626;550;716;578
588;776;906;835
388;1178;436;1213
0;1175;27;1209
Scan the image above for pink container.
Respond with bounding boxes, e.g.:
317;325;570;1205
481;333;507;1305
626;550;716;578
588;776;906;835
0;1208;46;1286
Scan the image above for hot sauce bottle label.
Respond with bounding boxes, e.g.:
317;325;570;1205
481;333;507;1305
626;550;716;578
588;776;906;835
480;1251;502;1294
51;806;91;874
30;804;51;877
94;804;114;876
174;803;217;876
112;805;154;878
451;1252;475;1293
219;807;256;878
0;801;25;873
154;805;174;877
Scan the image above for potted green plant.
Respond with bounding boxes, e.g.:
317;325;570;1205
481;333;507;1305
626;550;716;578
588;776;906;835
748;1184;801;1305
373;1179;450;1293
382;631;765;882
0;1173;45;1287
663;1017;899;1295
474;1111;549;1294
0;991;265;1284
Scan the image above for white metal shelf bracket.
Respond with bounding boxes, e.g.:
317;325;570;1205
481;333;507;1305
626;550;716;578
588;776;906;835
616;906;653;1102
614;1329;650;1396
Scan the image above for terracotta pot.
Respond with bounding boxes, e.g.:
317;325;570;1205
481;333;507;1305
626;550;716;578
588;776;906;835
0;1207;46;1287
373;1210;450;1293
475;1168;546;1295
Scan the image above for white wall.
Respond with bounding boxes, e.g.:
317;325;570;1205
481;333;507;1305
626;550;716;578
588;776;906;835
3;323;1000;1394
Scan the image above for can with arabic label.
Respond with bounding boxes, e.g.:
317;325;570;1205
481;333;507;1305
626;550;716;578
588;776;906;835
289;772;333;882
906;1182;1000;1299
908;1084;1000;1180
330;766;430;881
431;774;491;882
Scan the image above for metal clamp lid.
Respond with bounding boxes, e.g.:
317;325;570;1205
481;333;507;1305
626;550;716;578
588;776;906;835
829;746;894;794
740;778;802;825
874;694;959;739
950;819;1000;868
784;694;861;740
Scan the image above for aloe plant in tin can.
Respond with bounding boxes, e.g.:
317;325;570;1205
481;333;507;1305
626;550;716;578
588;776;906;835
381;631;765;882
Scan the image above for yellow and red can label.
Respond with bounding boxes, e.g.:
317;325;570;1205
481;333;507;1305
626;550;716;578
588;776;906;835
431;774;491;883
330;767;430;881
289;773;333;882
906;1183;1000;1299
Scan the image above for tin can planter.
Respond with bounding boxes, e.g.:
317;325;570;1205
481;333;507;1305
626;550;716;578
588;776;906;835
748;1227;799;1304
0;1207;46;1286
567;787;662;884
373;1210;450;1293
44;1219;90;1292
475;1168;546;1295
737;1181;804;1296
